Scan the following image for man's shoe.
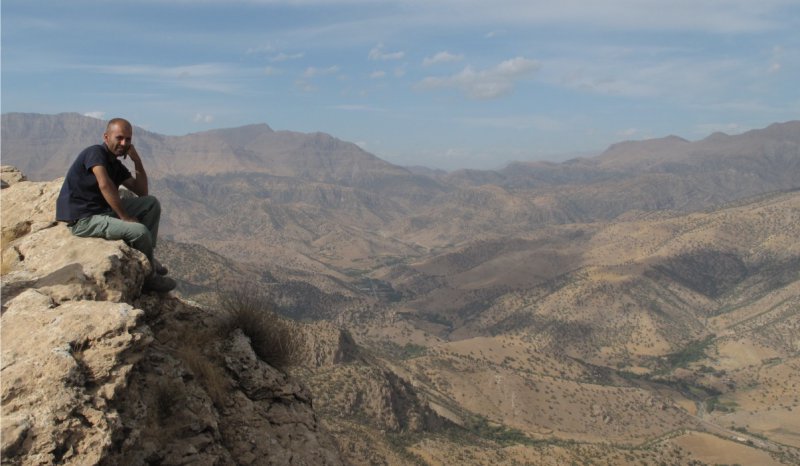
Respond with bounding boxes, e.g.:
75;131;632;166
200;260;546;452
153;259;169;276
143;274;177;293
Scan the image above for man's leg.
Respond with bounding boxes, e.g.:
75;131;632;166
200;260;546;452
70;213;175;292
121;195;168;275
121;195;160;249
71;214;154;265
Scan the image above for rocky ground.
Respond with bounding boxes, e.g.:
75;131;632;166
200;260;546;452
0;166;342;465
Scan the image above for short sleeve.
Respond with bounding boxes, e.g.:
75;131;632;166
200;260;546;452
81;146;108;172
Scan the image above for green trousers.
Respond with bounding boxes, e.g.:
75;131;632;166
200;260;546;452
70;195;161;269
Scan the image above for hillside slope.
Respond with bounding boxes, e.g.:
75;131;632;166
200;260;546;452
4;113;798;279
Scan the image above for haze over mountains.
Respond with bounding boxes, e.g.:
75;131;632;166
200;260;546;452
2;112;799;464
5;112;798;272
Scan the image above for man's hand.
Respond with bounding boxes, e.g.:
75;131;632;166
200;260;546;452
121;145;149;197
126;145;142;164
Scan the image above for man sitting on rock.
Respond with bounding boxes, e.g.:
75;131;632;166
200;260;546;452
56;118;176;292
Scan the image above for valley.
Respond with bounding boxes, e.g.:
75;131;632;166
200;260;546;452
2;112;799;464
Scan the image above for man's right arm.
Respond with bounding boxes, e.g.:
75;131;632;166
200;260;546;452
91;165;138;222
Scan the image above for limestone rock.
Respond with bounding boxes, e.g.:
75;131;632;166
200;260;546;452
0;168;344;465
299;322;447;435
1;165;27;188
298;320;362;368
102;297;343;466
0;290;150;464
1;175;149;303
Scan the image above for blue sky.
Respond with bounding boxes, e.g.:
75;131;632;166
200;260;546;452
2;0;799;170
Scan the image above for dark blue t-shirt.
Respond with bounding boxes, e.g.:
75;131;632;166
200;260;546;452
55;144;132;222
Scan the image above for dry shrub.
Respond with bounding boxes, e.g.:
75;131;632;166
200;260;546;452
171;315;231;409
219;282;304;370
177;341;229;409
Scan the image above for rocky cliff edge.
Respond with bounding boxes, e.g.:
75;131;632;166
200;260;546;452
0;166;343;465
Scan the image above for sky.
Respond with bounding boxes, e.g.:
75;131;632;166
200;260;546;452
2;0;799;170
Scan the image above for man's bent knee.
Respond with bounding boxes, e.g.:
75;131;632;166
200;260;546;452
123;195;160;214
114;222;150;242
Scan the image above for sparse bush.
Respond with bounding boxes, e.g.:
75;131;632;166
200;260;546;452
177;341;229;408
219;282;304;370
665;334;716;369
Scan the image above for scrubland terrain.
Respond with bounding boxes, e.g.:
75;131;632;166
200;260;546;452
3;113;799;464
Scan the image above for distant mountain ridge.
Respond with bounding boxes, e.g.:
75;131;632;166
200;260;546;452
0;112;417;186
3;112;800;275
5;112;798;184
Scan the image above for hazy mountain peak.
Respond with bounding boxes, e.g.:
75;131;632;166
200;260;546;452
703;131;730;142
603;134;690;154
195;122;274;139
596;134;692;169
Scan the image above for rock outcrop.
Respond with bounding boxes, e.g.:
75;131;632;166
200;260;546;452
298;322;447;434
0;167;343;465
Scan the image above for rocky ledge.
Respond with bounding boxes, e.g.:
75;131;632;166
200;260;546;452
0;166;343;465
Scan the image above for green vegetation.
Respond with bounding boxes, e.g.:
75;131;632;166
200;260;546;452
398;343;428;360
376;341;428;360
665;334;716;369
420;312;454;329
732;426;768;441
466;415;533;445
705;396;738;413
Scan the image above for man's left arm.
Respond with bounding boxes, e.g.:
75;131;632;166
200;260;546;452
121;145;149;196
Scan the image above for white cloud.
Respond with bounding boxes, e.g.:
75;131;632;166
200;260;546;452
330;104;384;112
294;79;317;92
77;62;241;93
83;111;106;120
368;43;405;61
768;45;783;74
543;47;754;103
693;122;746;135
264;66;281;76
484;29;508;39
271;52;304;62
417;57;540;99
193;113;214;123
205;0;791;35
246;44;275;55
435;0;787;34
302;65;341;78
423;51;464;66
370;70;387;79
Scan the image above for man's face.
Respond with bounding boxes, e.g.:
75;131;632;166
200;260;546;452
103;122;133;157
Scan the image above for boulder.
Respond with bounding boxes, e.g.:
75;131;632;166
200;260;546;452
1;165;27;188
0;289;150;464
1;176;149;304
0;167;344;465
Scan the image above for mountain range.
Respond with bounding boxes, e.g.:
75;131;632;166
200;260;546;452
2;112;799;464
5;113;798;274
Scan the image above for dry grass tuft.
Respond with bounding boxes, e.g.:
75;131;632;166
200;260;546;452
177;341;229;409
219;282;304;370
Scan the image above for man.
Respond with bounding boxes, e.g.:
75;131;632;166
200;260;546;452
56;118;176;292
